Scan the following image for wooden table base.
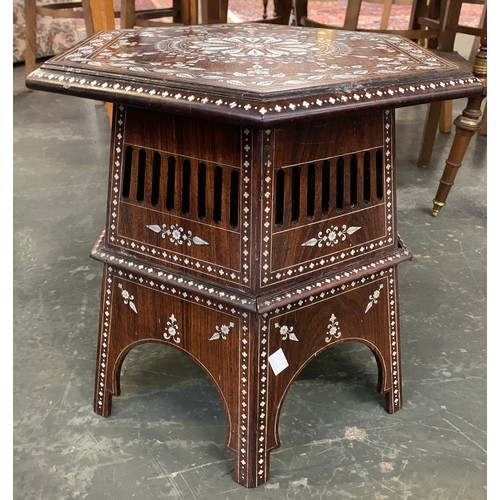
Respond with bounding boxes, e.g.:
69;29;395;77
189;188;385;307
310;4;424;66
92;235;410;488
89;101;412;487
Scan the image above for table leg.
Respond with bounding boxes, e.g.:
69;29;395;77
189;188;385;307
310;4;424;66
432;33;487;216
120;0;135;28
432;94;485;216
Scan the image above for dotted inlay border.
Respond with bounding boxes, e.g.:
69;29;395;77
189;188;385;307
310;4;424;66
258;246;410;311
256;267;401;479
257;320;269;482
261;110;394;287
262;268;391;317
93;227;410;312
106;105;253;287
387;269;400;409
93;232;254;310
95;266;113;411
95;258;403;481
31;68;479;119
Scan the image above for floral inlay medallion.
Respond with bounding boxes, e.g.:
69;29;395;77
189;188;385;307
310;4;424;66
275;323;299;342
325;314;342;343
117;283;137;313
147;224;209;246
163;314;181;343
301;225;361;247
365;284;384;313
209;322;235;341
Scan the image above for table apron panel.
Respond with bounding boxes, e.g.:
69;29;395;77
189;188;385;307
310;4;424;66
270;203;389;272
115;202;242;273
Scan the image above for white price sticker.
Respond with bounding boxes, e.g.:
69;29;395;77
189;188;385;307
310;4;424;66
269;348;289;376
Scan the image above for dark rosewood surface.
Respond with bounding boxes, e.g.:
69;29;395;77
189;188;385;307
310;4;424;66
103;105;398;292
26;23;482;125
25;23;483;488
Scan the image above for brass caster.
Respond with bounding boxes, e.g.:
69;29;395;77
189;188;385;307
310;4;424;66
432;200;445;217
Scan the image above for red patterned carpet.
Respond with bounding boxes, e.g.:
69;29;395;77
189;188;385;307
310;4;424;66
226;0;483;29
227;0;413;27
135;1;484;30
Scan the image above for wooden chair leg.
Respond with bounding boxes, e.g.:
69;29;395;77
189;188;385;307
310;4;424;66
293;0;308;25
432;95;485;216
120;0;135;28
81;0;95;35
479;103;487;135
417;101;443;167
439;100;453;133
380;0;393;29
273;0;293;24
432;28;487;216
24;0;37;78
201;0;228;23
105;102;113;124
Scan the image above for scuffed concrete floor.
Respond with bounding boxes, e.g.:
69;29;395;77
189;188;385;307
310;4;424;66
13;59;486;499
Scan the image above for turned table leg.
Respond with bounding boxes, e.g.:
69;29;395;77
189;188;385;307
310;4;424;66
432;31;487;216
432;94;485;216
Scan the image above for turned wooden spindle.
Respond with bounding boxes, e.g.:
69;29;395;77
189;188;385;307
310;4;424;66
432;27;487;216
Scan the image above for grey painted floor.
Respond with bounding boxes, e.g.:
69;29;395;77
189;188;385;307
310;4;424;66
13;60;487;499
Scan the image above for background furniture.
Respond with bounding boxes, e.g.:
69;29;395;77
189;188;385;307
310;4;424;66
291;0;486;215
21;0;219;77
296;0;440;41
119;0;183;26
416;0;486;166
426;2;486;215
23;0;94;77
14;0;77;64
118;0;229;27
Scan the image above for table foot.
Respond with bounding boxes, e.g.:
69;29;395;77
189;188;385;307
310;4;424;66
232;449;271;488
94;391;113;418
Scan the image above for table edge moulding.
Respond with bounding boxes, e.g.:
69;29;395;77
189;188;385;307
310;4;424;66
26;23;482;125
25;22;483;489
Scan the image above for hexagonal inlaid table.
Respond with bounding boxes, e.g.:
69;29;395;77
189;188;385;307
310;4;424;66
26;23;483;487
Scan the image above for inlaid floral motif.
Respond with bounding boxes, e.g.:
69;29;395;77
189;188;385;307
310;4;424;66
163;314;181;344
147;223;209;246
117;283;137;313
275;323;299;342
209;322;235;341
325;314;341;343
54;25;458;94
301;225;361;247
365;284;384;313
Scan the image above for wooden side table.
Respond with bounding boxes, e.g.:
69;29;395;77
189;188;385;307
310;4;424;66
26;24;482;488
